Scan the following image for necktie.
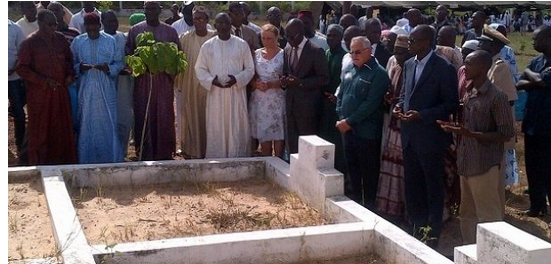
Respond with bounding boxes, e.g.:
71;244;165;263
235;27;241;38
292;47;299;73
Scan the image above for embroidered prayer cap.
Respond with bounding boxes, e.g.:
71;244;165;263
390;25;408;36
395;34;409;49
83;12;101;25
192;5;208;16
297;10;313;20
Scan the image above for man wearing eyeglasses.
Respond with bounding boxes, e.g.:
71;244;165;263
336;36;390;209
392;25;458;248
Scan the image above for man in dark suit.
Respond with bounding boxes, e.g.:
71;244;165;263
229;2;260;53
392;25;458;248
362;18;392;69
281;19;329;155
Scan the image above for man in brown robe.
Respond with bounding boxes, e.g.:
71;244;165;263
16;10;77;165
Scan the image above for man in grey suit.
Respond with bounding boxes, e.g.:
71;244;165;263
229;2;260;53
281;19;329;155
392;25;458;248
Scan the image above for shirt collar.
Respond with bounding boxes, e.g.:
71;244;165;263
371;43;378;53
296;37;307;50
474;80;492;95
415;50;433;65
356;57;377;70
81;8;98;14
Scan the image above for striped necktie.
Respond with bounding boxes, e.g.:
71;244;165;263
292;47;299;73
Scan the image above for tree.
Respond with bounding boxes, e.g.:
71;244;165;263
126;32;187;160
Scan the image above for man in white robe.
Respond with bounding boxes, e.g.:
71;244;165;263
195;13;255;158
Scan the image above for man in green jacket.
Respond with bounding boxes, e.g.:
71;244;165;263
336;36;390;209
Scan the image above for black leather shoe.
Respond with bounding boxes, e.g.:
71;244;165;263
522;208;547;217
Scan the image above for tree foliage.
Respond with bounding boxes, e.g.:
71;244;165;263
96;1;113;12
125;32;187;77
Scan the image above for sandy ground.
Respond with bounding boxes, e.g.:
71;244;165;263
7;117;551;261
8;175;58;261
72;177;328;245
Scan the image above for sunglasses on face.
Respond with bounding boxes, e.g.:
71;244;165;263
349;48;369;55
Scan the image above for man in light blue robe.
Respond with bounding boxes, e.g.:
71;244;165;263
71;13;123;163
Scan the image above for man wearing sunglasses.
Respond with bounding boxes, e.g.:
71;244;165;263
336;36;389;210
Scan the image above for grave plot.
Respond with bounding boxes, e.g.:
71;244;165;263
71;177;329;245
9;136;550;264
8;172;59;263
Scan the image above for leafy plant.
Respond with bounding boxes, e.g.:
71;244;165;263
96;1;113;12
126;32;187;77
418;225;437;245
125;31;188;160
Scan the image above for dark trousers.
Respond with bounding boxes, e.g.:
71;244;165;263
8;80;26;150
403;146;446;240
343;132;381;209
525;134;551;212
286;114;319;155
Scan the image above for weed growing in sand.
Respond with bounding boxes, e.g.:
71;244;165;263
9;214;18;233
96;184;105;198
72;187;88;205
418;225;437;245
99;225;109;243
16;243;24;259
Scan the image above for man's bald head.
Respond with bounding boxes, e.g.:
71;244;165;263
464;50;493;81
407;9;423;27
533;25;551;54
435;5;449;22
239;2;251;15
47;2;64;23
343;25;361;50
285;19;305;48
409;25;435;55
339;14;358;30
266;6;282;26
37;9;55;22
363;18;382;44
214;13;232;39
215;12;231;23
437;25;456;47
469;50;493;70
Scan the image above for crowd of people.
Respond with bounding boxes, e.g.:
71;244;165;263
8;1;551;248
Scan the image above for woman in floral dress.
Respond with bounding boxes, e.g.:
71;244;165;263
249;24;285;158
